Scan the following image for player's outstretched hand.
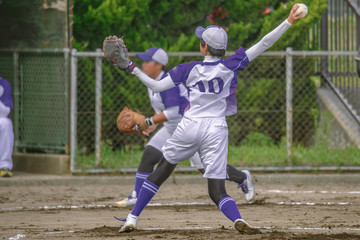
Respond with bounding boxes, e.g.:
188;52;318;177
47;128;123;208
287;3;305;24
103;35;136;71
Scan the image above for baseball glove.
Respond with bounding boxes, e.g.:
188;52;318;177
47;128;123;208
103;36;134;70
116;107;148;134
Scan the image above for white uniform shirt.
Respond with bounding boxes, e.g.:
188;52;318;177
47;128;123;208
132;19;293;117
168;47;249;118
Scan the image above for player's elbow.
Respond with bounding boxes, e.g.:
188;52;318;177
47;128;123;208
261;36;273;49
151;86;162;93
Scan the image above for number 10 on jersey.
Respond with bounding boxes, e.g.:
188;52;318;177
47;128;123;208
192;78;224;94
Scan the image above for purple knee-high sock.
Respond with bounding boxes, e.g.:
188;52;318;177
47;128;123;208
131;180;159;216
218;196;242;222
134;171;150;196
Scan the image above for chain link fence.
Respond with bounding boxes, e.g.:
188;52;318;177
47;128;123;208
71;49;359;171
0;49;69;153
1;49;359;172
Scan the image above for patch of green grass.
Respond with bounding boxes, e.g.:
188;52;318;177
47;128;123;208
291;144;360;166
76;142;360;169
227;145;287;167
76;144;143;169
228;144;360;167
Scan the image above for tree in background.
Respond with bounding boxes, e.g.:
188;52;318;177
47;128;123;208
74;0;327;52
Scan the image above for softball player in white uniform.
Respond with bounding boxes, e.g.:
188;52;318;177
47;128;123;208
119;4;304;234
116;47;254;207
0;77;14;177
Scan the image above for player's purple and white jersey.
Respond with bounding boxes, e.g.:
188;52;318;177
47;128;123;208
0;77;13;118
168;47;249;118
0;77;13;110
147;71;189;129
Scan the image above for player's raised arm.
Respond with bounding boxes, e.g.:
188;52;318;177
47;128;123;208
103;36;176;93
245;3;306;62
131;67;176;93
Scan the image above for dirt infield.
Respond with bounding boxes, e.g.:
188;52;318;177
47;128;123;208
1;173;360;239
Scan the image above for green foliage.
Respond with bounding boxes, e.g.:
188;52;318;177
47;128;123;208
226;22;254;53
223;0;286;50
241;132;275;147
74;0;220;51
74;0;327;51
256;0;328;50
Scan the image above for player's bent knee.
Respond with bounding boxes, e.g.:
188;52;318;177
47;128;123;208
138;145;163;173
147;157;177;187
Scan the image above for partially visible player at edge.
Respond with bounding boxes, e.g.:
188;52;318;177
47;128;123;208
115;47;255;208
118;4;304;234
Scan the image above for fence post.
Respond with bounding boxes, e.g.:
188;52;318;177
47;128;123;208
357;7;360;78
13;51;19;152
64;48;70;155
320;9;329;84
286;47;293;165
356;46;360;78
95;49;102;166
70;48;78;173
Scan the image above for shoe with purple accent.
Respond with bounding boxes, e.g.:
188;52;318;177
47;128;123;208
238;170;255;201
115;191;137;208
119;213;138;233
234;219;261;234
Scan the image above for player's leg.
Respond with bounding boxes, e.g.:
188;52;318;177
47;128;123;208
131;157;177;218
119;117;200;233
191;150;254;201
208;178;240;220
195;161;255;201
226;165;255;201
226;164;246;184
133;145;162;192
192;153;246;185
0;118;14;177
115;145;162;207
199;118;260;234
115;127;170;207
119;157;177;233
207;178;261;234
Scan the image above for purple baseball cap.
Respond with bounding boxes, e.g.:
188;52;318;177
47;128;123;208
136;47;168;65
195;25;228;50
